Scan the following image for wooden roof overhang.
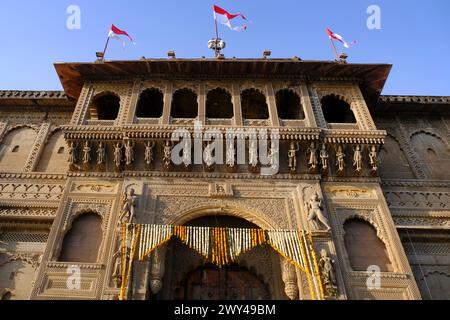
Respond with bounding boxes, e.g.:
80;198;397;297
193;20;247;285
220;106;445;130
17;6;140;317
54;58;392;104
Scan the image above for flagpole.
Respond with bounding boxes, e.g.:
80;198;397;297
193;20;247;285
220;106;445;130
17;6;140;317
214;12;220;58
329;37;339;61
102;25;112;60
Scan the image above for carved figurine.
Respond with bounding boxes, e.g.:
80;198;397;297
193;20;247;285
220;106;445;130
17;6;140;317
268;141;279;170
288;142;300;173
203;143;214;168
96;142;106;165
249;140;258;168
369;145;378;172
307;142;319;170
353;145;363;173
163;141;172;169
182;140;191;168
305;192;331;231
335;145;346;173
68;142;77;165
320;144;329;171
318;249;338;297
226;141;236;168
112;248;123;288
144;141;155;166
82;141;91;164
124;139;135;166
113;142;123;168
119;188;138;224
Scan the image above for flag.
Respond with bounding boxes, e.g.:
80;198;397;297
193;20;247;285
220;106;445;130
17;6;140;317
213;4;248;31
326;27;356;48
108;24;136;46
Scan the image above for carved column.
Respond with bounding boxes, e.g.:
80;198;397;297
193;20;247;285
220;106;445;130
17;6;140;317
198;83;206;124
162;82;173;124
23;122;51;172
308;85;327;128
350;86;377;130
149;246;167;296
299;83;318;127
265;84;280;127
281;259;299;300
71;84;94;125
232;83;243;126
122;80;142;125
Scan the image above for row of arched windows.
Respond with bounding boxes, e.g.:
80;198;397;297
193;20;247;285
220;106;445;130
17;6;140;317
90;88;358;124
90;88;315;121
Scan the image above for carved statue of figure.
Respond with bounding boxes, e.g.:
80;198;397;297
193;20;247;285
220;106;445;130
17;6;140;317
119;188;138;224
335;145;346;173
249;140;258;168
113;142;123;168
268;141;279;169
353;145;363;173
204;143;214;168
163;141;172;168
226;141;236;168
150;247;167;295
182;140;191;168
82;141;91;164
68;142;77;165
144;141;155;165
288;142;300;173
318;249;338;297
369;145;378;172
307;142;319;170
112;248;123;289
281;259;298;300
320;144;329;170
97;142;106;165
306;193;331;231
124;139;135;166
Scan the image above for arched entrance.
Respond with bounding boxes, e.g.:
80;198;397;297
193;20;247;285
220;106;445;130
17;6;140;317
159;215;287;300
175;263;270;300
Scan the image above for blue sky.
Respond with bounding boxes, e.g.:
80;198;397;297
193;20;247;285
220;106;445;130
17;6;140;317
0;0;449;95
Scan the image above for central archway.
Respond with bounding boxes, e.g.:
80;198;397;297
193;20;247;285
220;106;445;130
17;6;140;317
160;215;287;300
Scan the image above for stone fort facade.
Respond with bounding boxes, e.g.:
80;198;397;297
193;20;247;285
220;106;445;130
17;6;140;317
0;58;449;300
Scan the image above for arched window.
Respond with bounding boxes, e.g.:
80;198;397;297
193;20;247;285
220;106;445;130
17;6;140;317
344;219;393;272
206;88;234;119
171;88;198;118
241;89;269;120
379;134;415;179
411;132;450;180
136;88;164;118
321;95;356;124
0;127;37;172
59;212;103;263
35;131;68;173
90;93;121;120
276;89;304;120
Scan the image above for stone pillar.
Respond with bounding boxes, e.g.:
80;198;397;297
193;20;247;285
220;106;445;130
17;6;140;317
299;83;318;127
162;82;173;124
232;84;243;126
281;259;299;300
266;84;280;127
71;84;95;125
122;80;142;125
23;122;51;172
198;83;206;125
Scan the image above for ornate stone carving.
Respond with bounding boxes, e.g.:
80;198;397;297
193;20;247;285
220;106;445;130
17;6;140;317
113;142;123;168
305;192;331;231
335;145;346;173
281;259;298;300
318;249;338;298
320;144;329;171
124;139;135;166
288;142;299;173
369;145;378;173
163;141;172;170
96;142;106;165
353;145;363;174
150;246;167;295
144;141;156;166
82;141;91;164
307;142;318;171
119;188;138;225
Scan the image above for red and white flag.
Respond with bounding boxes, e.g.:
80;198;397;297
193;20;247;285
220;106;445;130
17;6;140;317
326;27;356;48
108;24;136;46
213;4;248;31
